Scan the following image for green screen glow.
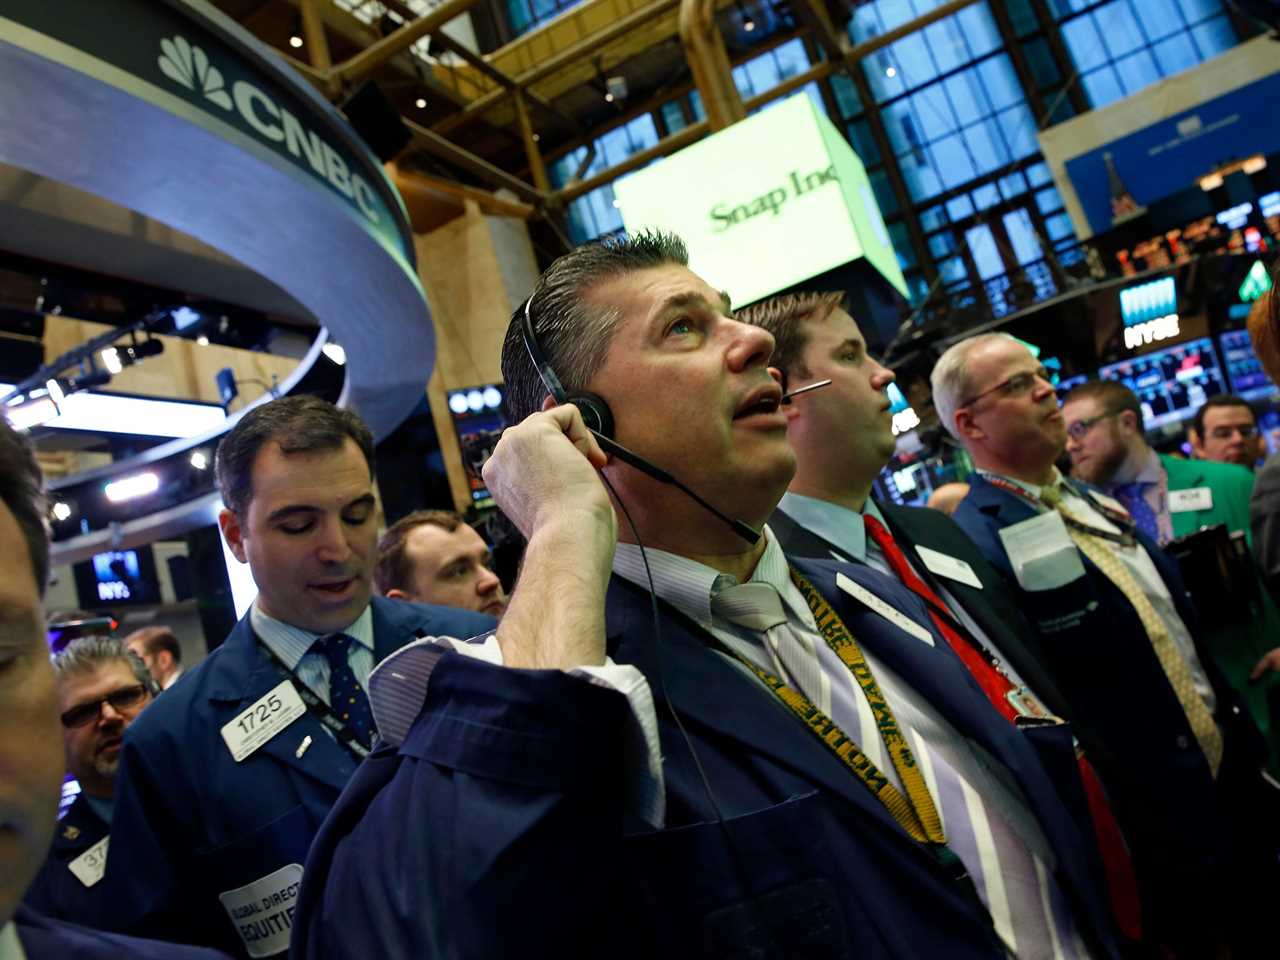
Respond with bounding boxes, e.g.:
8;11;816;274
613;95;906;306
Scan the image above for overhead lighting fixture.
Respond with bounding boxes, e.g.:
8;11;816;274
51;501;72;522
4;396;58;432
322;342;347;365
104;472;160;503
1199;153;1268;191
190;451;209;471
196;335;210;346
532;133;540;142
415;97;427;109
100;347;124;374
734;0;756;31
885;66;897;78
124;338;164;363
604;92;614;103
45;378;65;407
67;369;113;393
289;34;303;48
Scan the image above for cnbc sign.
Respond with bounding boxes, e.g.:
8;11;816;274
613;94;906;306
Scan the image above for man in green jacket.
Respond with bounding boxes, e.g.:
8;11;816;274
1062;379;1280;772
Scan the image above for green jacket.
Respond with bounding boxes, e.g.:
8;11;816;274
1161;453;1256;545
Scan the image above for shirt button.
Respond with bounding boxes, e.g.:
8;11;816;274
1176;735;1191;749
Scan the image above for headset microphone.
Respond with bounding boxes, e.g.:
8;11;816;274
521;296;761;545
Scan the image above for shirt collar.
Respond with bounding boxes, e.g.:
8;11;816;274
0;922;24;960
249;602;374;670
1118;447;1164;486
612;525;807;629
979;466;1070;502
778;491;883;563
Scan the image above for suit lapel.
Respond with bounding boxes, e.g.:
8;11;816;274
767;509;853;563
206;617;356;792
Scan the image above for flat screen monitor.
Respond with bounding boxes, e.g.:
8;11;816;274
1218;329;1278;401
72;546;160;608
447;385;506;510
1098;337;1226;429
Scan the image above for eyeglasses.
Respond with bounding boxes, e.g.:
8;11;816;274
1066;412;1120;441
60;684;149;728
958;366;1051;409
1208;425;1258;440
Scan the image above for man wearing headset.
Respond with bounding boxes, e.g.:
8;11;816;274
292;232;1123;960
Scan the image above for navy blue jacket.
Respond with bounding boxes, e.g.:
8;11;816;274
100;596;493;958
23;793;109;924
12;905;230;959
952;475;1267;924
290;559;1121;960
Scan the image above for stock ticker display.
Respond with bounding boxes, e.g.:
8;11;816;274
1099;337;1227;429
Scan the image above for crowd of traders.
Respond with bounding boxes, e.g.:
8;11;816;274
3;231;1280;959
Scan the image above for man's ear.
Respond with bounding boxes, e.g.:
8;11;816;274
218;508;249;564
540;394;557;413
1187;429;1205;458
955;408;982;442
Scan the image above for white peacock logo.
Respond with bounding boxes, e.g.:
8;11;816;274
157;36;232;110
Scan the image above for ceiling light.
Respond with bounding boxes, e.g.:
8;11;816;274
289;35;303;48
190;451;209;470
734;0;756;32
322;342;347;365
532;133;540;142
45;378;65;406
52;502;72;522
415;97;427;109
124;339;164;362
886;66;897;78
196;335;210;346
104;472;160;503
4;396;58;431
100;347;124;374
604;92;614;103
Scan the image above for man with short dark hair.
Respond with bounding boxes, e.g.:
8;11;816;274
125;626;184;690
934;334;1276;956
101;396;494;958
24;637;154;924
1189;394;1264;468
374;509;507;617
292;234;1124;960
0;417;228;959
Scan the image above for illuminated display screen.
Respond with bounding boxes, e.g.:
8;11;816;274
72;547;159;608
1119;276;1176;326
1219;329;1277;401
1098;337;1226;429
613;94;906;307
447;384;506;509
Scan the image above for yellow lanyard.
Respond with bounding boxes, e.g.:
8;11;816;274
721;569;947;847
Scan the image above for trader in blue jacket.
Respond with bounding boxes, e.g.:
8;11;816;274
932;332;1276;958
100;396;494;959
292;233;1123;960
0;417;230;959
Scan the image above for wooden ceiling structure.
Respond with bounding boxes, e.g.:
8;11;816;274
219;0;979;244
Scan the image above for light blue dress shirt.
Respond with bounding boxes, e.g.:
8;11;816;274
249;603;375;706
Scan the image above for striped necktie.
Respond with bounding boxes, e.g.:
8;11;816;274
1040;484;1222;775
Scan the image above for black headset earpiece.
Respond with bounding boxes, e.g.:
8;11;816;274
567;393;614;439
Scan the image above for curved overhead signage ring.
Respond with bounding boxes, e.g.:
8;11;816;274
0;0;431;441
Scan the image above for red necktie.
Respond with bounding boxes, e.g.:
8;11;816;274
862;514;1142;942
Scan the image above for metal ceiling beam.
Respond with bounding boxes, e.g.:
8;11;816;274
329;0;485;87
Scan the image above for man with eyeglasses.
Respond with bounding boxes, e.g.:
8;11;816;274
23;637;156;925
932;333;1277;959
1189;395;1266;469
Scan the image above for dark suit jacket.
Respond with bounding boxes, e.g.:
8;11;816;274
290;559;1120;960
13;905;230;959
770;503;1077;722
952;475;1267;915
23;793;109;923
100;596;493;959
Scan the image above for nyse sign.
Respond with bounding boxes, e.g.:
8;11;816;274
1124;313;1180;350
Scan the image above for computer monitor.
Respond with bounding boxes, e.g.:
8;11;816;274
1098;337;1226;430
72;546;160;609
1218;329;1278;401
446;385;506;511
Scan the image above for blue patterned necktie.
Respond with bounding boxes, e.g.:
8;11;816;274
311;633;375;750
1110;482;1160;542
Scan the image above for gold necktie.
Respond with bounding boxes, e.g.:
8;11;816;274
1040;484;1223;777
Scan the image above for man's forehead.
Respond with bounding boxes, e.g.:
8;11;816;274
60;660;137;698
1062;395;1102;418
592;264;730;317
250;440;372;507
1204;405;1255;425
407;522;484;559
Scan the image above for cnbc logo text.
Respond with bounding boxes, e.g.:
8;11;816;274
709;166;838;232
158;35;382;225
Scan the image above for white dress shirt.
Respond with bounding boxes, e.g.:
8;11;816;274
250;603;375;706
0;923;24;960
981;469;1215;709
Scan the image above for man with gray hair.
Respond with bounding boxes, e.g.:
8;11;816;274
932;333;1276;957
24;637;155;924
